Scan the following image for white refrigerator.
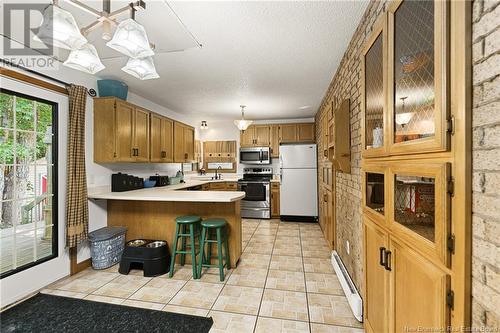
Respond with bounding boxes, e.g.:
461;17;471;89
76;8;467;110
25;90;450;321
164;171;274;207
279;144;318;220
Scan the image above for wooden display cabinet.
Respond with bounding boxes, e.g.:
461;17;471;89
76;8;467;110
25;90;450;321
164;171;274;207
362;164;387;227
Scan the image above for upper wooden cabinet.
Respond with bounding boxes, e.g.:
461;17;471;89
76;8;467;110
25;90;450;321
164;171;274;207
150;114;173;162
270;125;280;158
280;124;297;143
174;122;195;163
327;99;351;173
240;126;256;147
279;123;315;143
255;125;270;146
94;97;150;163
240;123;315;152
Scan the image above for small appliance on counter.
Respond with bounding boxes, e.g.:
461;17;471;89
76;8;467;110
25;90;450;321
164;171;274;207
149;174;169;187
111;173;144;192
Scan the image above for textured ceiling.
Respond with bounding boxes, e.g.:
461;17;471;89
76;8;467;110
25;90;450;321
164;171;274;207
6;1;369;120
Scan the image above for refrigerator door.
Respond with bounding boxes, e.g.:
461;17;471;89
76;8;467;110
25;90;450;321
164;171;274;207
280;168;318;217
280;144;317;169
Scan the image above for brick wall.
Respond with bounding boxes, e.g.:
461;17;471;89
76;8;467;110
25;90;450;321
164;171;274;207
315;0;500;326
315;0;388;294
471;0;500;329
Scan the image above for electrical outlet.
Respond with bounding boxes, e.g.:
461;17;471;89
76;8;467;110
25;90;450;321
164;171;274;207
346;240;350;255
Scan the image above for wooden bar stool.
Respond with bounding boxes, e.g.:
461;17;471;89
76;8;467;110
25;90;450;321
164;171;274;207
169;215;202;279
198;218;230;281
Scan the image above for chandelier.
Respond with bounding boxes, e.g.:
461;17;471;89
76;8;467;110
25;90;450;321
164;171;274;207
234;105;253;131
35;0;159;80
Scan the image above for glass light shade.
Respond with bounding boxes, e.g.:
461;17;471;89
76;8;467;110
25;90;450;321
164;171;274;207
234;119;253;131
395;112;414;126
63;44;105;74
121;57;159;80
201;121;208;129
35;5;87;50
106;18;154;59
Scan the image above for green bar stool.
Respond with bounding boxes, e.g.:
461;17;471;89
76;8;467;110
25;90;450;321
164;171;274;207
198;218;231;282
169;215;202;279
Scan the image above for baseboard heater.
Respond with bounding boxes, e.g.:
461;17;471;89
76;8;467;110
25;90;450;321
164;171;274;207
331;250;363;322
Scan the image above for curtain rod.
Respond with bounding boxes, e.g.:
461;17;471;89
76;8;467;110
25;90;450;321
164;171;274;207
0;58;97;97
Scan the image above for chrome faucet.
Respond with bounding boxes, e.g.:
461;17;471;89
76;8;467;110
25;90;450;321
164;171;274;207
213;166;222;180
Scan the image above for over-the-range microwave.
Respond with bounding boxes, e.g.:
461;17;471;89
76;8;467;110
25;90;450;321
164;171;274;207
240;147;271;165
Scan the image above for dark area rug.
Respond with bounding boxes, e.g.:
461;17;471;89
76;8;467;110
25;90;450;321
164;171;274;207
1;293;213;333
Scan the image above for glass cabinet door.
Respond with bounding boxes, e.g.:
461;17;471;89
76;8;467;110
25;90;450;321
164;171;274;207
388;0;449;155
389;162;451;266
363;165;387;226
362;15;387;157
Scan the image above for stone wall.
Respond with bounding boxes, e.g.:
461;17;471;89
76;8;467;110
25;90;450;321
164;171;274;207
315;0;388;295
471;0;500;329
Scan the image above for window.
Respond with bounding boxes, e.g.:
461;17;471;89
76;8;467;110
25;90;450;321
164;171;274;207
0;89;58;278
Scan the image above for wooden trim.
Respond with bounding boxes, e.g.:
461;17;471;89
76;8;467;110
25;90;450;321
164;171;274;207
69;247;92;275
0;67;68;95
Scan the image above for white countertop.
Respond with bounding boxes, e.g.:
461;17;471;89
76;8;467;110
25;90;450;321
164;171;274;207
87;178;245;203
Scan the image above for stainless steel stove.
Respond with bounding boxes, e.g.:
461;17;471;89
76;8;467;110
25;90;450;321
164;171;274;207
238;167;273;219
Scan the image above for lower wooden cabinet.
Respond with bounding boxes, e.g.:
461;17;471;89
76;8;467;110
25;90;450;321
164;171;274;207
201;182;238;191
271;183;280;218
363;217;450;333
320;186;334;248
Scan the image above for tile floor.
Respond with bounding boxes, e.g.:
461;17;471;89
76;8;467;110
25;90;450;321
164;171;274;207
41;219;364;333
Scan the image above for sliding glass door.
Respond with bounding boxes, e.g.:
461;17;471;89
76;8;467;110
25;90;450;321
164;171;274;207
0;89;58;278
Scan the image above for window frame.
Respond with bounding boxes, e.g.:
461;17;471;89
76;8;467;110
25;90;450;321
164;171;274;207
0;88;59;279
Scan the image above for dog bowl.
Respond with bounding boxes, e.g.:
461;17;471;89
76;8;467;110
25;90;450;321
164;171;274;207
146;240;166;248
127;239;147;247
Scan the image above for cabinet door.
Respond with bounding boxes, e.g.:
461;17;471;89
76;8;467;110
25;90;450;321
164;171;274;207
270;125;280;158
240;126;255;147
271;185;280;218
133;107;150;162
161;117;174;162
297;123;315;142
173;122;185;162
184;126;194;161
324;188;334;248
150;114;162;162
115;100;134;162
93;98;116;163
279;124;298;143
363;218;389;333
390;238;449;333
255;125;270;146
388;0;449;155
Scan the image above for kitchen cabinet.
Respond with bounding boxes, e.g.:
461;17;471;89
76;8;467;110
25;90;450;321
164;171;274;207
94;97;150;163
271;182;280;218
297;123;315;142
332;99;351;173
240;126;256;147
240;125;270;147
174;122;195;163
203;140;237;173
279;124;297;143
150;114;173;162
363;164;387;228
318;162;335;249
280;123;315;143
270;125;280;158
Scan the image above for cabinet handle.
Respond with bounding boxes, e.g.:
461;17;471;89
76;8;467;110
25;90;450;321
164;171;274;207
131;148;136;157
184;153;188;160
384;250;392;271
379;247;386;267
324;150;328;157
161;151;166;158
323;193;328;202
136;148;139;156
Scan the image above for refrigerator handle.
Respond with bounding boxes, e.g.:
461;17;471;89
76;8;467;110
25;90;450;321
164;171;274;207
280;169;283;182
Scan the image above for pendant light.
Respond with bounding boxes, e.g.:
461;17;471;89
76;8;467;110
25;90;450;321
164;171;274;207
106;18;154;59
121;57;159;80
63;43;105;74
35;4;87;50
201;121;208;130
234;105;253;131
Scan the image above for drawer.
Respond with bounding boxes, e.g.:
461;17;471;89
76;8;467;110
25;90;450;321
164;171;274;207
271;182;280;189
226;182;238;190
209;182;226;190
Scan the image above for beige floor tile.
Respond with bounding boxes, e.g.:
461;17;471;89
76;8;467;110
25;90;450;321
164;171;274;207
167;265;197;280
300;237;330;248
129;278;186;303
163;304;209;317
300;230;325;238
251;235;276;243
213;285;263;315
273;242;302;256
308;294;363;328
48;269;118;294
169;281;223;309
259;289;309;322
208;310;256;333
244;241;274;254
196;268;232;284
40;289;87;299
122;299;165;310
238;253;271;269
305;273;343;295
255;317;310;333
275;235;301;243
310;323;365;333
302;248;332;259
303;258;335;274
270;255;304;272
227;267;268;288
265;269;306;292
84;294;124;305
92;275;151;298
277;229;301;237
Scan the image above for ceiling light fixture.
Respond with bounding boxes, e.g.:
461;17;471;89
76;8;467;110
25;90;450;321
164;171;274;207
63;43;105;74
201;121;208;130
234;105;253;131
121;56;159;80
34;0;159;80
395;97;412;126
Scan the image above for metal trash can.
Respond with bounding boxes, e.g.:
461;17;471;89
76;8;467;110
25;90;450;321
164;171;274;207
88;226;127;270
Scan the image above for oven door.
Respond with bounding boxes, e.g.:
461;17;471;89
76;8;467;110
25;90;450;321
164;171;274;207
238;181;270;208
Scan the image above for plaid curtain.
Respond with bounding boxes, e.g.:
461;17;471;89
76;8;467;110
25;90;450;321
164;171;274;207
65;85;89;248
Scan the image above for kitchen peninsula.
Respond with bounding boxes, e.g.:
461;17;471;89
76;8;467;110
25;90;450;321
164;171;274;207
88;180;245;267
